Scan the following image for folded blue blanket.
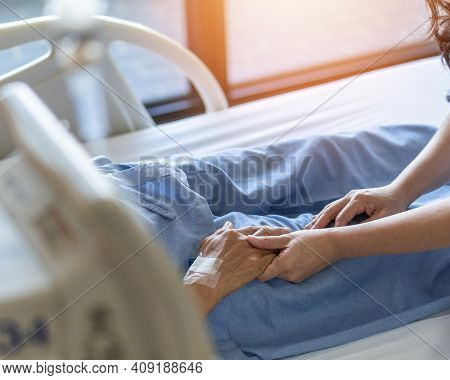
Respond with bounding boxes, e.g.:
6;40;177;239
94;125;450;359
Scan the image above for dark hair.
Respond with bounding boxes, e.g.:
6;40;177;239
426;0;450;67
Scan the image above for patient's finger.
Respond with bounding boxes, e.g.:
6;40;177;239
252;226;291;237
310;200;346;229
215;221;234;234
257;255;287;282
237;226;290;236
237;226;261;235
224;221;233;229
334;200;360;227
247;234;291;250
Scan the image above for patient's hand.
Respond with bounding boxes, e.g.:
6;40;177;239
183;223;290;315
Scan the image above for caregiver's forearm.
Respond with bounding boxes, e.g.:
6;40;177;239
391;115;450;205
332;197;450;259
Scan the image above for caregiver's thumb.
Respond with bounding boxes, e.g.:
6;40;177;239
247;234;291;250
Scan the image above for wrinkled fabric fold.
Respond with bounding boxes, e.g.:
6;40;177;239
94;125;450;359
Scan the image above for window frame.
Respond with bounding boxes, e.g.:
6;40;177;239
146;0;439;122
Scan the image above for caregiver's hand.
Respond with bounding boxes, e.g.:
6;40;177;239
184;222;290;315
305;184;408;229
247;229;338;283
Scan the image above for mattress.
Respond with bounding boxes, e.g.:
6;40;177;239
293;309;450;359
85;57;449;162
85;57;450;359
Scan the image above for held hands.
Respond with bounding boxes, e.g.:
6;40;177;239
247;229;338;283
184;222;290;314
249;184;409;284
305;184;408;229
198;222;290;299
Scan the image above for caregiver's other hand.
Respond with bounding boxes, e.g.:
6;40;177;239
305;185;408;229
247;229;338;283
184;222;290;315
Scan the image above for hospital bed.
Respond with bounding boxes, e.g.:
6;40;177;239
85;55;450;360
0;8;449;359
85;51;450;360
85;56;449;161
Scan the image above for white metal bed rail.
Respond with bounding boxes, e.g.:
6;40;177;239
0;15;228;140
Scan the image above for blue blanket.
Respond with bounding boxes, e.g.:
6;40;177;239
94;125;450;359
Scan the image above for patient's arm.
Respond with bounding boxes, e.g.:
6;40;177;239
308;114;450;229
183;224;289;316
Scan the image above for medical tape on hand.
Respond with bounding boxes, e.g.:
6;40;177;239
183;256;223;288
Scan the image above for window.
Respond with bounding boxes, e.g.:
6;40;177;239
107;0;190;105
226;0;430;83
0;1;50;74
0;0;439;123
0;0;194;122
224;0;435;100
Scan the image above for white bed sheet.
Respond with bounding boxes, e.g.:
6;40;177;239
85;57;449;162
85;57;450;359
293;309;450;360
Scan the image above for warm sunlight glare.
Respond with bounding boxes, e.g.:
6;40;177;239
226;0;430;83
